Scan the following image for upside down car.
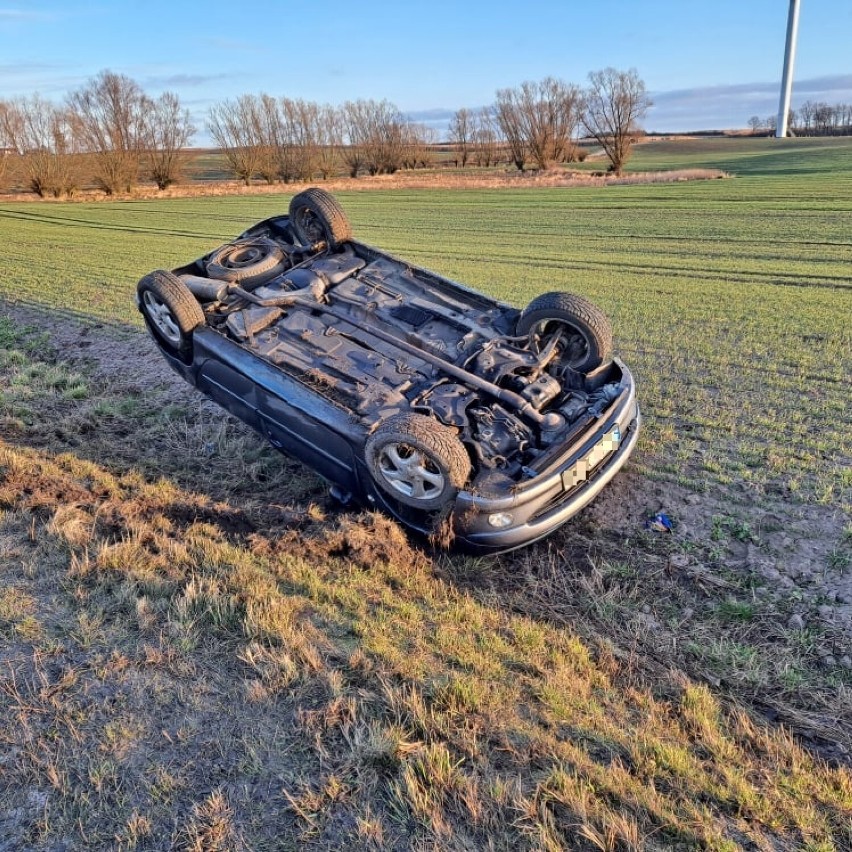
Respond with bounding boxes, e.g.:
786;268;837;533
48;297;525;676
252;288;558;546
137;189;639;552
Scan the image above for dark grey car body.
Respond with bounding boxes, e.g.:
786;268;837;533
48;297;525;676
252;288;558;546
138;192;639;553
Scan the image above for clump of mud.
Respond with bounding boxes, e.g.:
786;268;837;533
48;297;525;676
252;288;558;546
276;511;430;573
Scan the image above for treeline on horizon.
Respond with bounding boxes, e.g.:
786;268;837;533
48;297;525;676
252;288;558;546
0;67;650;197
2;67;846;199
749;100;852;136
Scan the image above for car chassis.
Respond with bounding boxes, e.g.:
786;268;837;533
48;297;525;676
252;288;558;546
137;189;639;553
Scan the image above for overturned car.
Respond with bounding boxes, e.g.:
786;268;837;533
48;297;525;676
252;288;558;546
137;189;639;552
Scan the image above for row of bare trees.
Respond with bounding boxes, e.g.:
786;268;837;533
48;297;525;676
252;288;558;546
0;71;194;197
447;108;501;167
1;66;650;195
207;95;436;184
206;67;650;184
750;100;852;136
454;68;651;175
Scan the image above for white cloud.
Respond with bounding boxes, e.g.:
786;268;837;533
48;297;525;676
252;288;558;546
0;8;56;21
648;74;852;131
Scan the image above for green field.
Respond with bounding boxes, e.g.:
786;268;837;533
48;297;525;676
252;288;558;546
2;138;852;849
2;138;850;507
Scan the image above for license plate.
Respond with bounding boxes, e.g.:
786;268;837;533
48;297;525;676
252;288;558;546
561;426;621;490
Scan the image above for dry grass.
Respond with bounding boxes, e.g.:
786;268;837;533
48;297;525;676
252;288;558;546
0;316;850;849
0;164;727;204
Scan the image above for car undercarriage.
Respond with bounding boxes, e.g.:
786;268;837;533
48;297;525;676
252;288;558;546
138;189;639;551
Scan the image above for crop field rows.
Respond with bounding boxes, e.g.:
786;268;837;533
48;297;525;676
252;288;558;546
1;138;851;849
2;145;849;510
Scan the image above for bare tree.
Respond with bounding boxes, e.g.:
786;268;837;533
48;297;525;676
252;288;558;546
495;78;582;171
340;99;407;176
242;96;332;184
340;100;368;177
313;104;341;179
1;96;81;197
402;122;436;169
522;78;581;169
143;92;195;190
0;100;14;189
748;115;764;134
67;70;147;193
208;96;265;185
797;100;815;134
494;88;527;171
254;94;284;183
370;100;407;174
448;108;473;167
472;107;500;167
281;98;322;181
211;93;343;184
582;67;651;175
813;102;834;135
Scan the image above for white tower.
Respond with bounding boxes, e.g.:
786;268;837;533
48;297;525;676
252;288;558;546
776;0;801;137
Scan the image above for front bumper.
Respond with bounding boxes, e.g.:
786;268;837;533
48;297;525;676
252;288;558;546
453;368;640;553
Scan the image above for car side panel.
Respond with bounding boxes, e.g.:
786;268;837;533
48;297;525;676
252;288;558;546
197;360;261;432
258;398;357;487
191;329;363;496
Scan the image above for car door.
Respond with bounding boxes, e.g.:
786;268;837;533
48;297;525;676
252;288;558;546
196;359;261;432
256;386;359;493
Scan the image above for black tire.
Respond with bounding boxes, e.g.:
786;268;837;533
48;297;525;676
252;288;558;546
365;414;471;511
137;270;205;360
516;291;613;372
205;238;287;288
289;188;352;248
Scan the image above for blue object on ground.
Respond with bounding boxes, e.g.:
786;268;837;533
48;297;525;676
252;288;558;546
645;512;673;532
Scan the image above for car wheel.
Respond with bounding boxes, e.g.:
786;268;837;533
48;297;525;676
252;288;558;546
205;237;287;288
365;414;471;511
289;188;353;249
137;270;205;360
516;291;613;372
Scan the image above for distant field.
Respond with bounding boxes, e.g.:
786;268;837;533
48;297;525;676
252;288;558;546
627;135;852;179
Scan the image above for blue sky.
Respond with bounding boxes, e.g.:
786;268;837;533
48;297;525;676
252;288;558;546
1;0;850;139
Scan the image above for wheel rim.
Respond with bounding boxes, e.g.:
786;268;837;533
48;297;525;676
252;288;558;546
142;290;182;346
377;442;446;502
223;245;265;269
295;207;327;244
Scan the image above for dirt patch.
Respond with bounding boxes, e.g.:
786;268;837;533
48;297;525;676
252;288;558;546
7;305;185;395
585;470;852;643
